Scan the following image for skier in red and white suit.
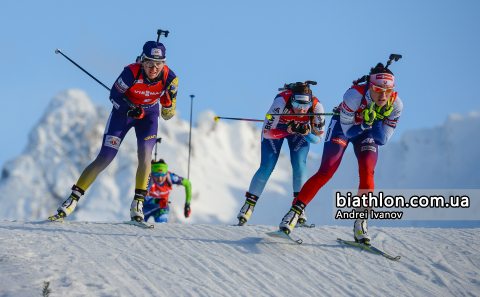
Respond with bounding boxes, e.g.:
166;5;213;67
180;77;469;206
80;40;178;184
278;63;403;244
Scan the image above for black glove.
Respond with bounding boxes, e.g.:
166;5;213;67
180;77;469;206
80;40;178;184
287;120;310;135
184;203;191;218
125;106;145;119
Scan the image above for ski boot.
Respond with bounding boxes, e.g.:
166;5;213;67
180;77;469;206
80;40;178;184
353;219;371;245
237;192;259;226
278;199;306;234
130;189;148;222
48;184;85;222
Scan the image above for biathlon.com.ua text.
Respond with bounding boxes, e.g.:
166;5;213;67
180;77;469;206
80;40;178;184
334;191;470;220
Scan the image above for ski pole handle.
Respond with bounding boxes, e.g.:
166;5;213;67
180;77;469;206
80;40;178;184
265;113;339;120
214;116;264;123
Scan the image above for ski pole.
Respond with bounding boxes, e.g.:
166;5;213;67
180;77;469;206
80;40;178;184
154;138;162;162
55;49;111;92
214;116;264;123
265;113;339;120
188;95;194;180
55;48;136;109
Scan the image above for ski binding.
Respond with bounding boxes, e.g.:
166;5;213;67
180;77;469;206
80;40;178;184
297;222;315;228
337;238;400;261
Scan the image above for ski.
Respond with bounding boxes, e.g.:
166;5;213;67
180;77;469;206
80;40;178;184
266;230;303;244
337;238;401;261
123;220;154;229
296;222;315;228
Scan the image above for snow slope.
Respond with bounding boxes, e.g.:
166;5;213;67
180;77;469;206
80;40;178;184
0;221;479;297
0;90;479;227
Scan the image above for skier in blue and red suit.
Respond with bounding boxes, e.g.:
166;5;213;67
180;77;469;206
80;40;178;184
236;82;326;226
277;62;403;244
49;41;179;223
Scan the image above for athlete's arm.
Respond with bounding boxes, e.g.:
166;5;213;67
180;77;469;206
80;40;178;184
340;89;371;138
372;97;403;145
303;100;326;144
160;69;178;108
182;178;192;204
109;67;136;114
169;172;191;203
262;96;286;134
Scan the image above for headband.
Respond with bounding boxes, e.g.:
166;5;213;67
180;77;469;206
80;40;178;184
370;73;395;87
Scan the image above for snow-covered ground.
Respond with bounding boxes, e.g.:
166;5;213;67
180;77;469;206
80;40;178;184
0;220;479;297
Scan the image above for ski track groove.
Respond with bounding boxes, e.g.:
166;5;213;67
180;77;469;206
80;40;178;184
190;226;286;296
386;228;477;296
87;230;167;296
375;230;416;297
429;229;480;296
59;227;134;296
387;229;455;296
53;224;221;296
144;226;233;296
106;225;226;296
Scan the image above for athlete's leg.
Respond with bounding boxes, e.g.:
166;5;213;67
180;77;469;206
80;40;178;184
352;134;378;244
278;118;349;233
133;110;159;191
143;203;159;222
77;110;134;190
287;134;310;193
296;118;348;205
154;206;169;223
238;138;284;224
353;135;379;196
248;138;284;196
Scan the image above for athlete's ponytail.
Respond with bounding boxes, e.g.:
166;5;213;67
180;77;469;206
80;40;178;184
370;63;394;76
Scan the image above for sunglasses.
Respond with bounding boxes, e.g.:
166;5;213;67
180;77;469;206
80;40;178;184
144;60;164;69
370;83;394;94
292;101;313;110
152;172;167;177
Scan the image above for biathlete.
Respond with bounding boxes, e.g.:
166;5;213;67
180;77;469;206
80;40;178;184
144;159;191;223
277;62;403;244
237;82;325;226
49;41;178;223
